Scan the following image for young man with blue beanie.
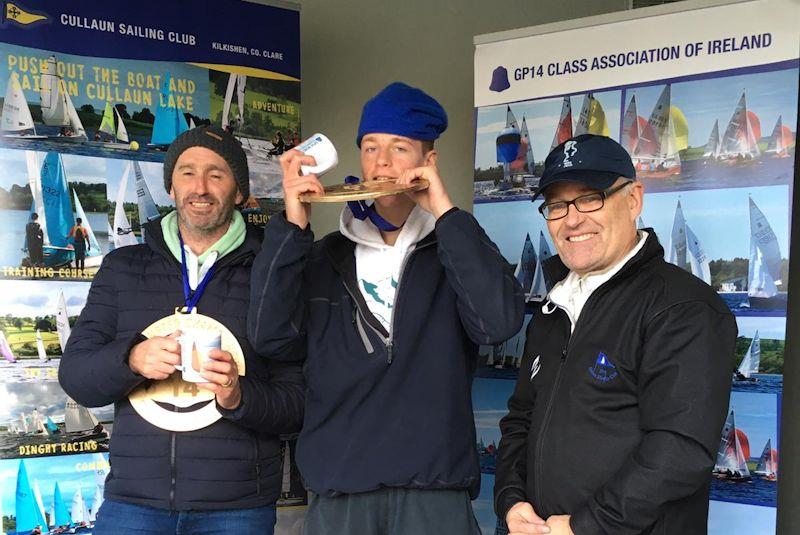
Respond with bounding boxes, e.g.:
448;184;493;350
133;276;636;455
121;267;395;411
248;82;525;534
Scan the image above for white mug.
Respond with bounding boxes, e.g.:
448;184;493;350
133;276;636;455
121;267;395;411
176;329;222;383
296;133;338;176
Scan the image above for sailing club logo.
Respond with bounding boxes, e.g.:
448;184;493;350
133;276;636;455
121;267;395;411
529;355;541;381
562;140;578;167
588;351;618;382
489;66;510;93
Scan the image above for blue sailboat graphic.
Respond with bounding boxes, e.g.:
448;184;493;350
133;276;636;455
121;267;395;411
589;352;618;382
151;72;189;146
52;482;71;528
39;152;76;267
15;460;47;533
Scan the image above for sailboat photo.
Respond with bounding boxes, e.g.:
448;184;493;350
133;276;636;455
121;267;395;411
550;95;573;151
753;438;778;481
628;84;686;178
719;90;761;162
734;330;760;383
21;152;104;269
574;93;609;137
111;162;141;249
1;72;46;139
665;200;710;284
764;115;795;158
713;409;751;482
39;55;87;142
746;196;786;309
95;101;131;149
1;330;17;363
222;72;247;132
487;106;536;197
150;72;189;147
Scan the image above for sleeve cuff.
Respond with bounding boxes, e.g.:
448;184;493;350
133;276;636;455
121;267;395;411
434;206;461;227
495;487;529;525
217;375;254;422
569;506;604;535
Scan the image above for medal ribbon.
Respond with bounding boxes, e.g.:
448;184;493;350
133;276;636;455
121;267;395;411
178;231;217;313
344;175;403;232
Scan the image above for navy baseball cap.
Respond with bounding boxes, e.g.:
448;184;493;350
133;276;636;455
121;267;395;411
533;134;636;199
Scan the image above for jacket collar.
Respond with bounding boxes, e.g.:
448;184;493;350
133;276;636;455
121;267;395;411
543;228;664;287
143;213;263;268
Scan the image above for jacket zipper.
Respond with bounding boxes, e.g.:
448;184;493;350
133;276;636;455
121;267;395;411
169;431;176;510
343;241;436;364
254;435;261;495
532;285;611;510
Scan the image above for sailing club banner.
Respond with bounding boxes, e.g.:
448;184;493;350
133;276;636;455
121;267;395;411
0;2;306;534
470;1;797;534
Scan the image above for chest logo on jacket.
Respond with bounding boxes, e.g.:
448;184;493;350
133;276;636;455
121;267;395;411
530;355;541;381
588;352;618;382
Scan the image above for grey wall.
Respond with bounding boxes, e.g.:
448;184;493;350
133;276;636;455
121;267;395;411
298;0;629;234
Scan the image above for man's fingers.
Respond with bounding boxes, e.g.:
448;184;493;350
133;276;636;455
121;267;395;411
155;349;181;366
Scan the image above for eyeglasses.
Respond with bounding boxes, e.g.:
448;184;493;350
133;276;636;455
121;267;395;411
538;181;633;221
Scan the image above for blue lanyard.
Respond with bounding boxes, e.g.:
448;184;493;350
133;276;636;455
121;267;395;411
178;231;217;313
344;175;404;232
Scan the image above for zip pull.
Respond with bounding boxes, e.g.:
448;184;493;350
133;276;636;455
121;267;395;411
387;341;394;364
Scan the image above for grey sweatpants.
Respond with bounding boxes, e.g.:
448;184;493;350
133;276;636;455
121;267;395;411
302;487;482;535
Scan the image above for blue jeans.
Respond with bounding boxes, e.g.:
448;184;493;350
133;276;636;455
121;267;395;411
92;499;276;535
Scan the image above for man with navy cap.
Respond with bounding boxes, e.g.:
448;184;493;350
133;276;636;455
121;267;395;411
249;82;524;534
494;134;735;535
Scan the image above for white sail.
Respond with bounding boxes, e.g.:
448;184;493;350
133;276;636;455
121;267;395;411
48;503;55;528
40;56;69;126
748;197;782;297
25;151;50;246
621;94;640;155
722;91;760;158
62;80;87;138
114;105;129;142
714;410;751;476
737;331;761;378
765;115;788;155
89;485;104;522
72;190;102;259
33;481;48;529
667;200;687;269
71;488;88;525
1;71;36;132
31;409;46;434
113;163;139;249
35;329;48;363
514;233;536;294
221;73;247;130
65;396;99;433
236;74;246;126
189;117;196;129
56;291;72;352
529;231;552;301
754;438;777;476
134;161;160;224
704;119;721;158
685;223;711;284
0;330;16;363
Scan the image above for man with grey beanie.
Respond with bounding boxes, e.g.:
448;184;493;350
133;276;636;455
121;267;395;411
60;125;304;534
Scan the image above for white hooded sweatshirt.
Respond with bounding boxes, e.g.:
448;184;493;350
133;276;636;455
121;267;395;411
339;204;436;332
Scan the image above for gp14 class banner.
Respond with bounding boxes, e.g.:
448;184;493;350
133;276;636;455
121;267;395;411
471;1;797;533
0;2;305;534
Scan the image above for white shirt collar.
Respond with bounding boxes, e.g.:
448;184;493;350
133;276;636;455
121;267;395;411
547;230;648;329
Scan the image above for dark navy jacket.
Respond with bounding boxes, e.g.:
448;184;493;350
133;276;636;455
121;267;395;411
495;230;736;534
248;209;525;498
59;218;304;511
